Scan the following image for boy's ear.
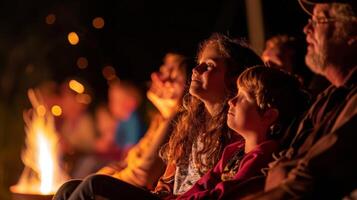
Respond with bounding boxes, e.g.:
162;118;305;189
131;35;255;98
263;108;279;126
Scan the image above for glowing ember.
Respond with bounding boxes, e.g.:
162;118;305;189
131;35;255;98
11;89;69;195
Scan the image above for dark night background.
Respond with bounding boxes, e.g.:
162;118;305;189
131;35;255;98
0;0;309;199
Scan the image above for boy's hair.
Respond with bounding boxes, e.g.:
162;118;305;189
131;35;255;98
237;66;310;138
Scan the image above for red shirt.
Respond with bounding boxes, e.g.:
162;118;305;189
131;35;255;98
176;140;279;200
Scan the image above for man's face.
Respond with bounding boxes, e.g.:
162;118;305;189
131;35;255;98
303;4;350;75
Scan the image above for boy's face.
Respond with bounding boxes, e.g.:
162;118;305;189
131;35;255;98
227;86;265;137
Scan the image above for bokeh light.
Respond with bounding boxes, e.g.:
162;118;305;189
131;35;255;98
69;80;85;94
45;14;56;25
67;32;79;45
77;57;88;69
51;105;62;116
92;17;105;29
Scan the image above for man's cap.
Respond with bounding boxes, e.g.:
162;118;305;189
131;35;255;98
298;0;357;16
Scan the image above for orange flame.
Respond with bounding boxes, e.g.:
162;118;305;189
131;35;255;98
11;89;69;195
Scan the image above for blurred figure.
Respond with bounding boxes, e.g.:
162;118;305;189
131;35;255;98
94;104;119;155
108;80;144;154
70;104;122;178
36;81;60;109
262;35;297;73
53;52;189;199
58;79;96;177
97;52;188;188
147;52;187;118
262;34;329;96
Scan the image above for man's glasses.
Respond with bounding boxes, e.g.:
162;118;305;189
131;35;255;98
307;17;336;28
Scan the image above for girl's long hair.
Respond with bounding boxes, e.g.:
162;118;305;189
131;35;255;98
160;33;263;172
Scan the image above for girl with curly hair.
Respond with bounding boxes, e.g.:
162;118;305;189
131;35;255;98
154;34;263;198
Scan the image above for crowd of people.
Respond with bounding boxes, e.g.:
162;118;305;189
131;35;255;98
34;0;357;199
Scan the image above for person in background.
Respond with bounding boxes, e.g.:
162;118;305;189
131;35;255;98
262;34;329;97
262;35;300;74
69;104;122;178
97;52;189;189
108;80;144;155
58;79;97;177
94;104;120;157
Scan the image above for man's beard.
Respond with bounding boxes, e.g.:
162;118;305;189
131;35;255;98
305;46;328;75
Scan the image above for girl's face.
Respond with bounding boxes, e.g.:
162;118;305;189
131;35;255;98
189;45;227;103
227;86;265;137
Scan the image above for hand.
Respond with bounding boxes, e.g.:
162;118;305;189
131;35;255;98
97;161;127;175
147;71;185;118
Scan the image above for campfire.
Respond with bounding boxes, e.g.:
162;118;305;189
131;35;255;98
10;89;69;199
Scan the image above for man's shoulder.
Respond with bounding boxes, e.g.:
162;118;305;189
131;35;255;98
331;86;357;132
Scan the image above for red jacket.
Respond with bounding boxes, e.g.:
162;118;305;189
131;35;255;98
176;140;279;200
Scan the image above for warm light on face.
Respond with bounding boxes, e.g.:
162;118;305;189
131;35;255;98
68;32;79;45
45;14;56;25
69;80;85;94
77;57;88;69
92;17;105;29
51;105;62;116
